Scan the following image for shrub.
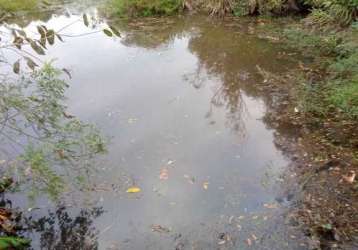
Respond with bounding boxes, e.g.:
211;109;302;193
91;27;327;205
304;0;358;26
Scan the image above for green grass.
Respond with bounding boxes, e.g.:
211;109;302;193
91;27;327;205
327;80;358;118
112;0;183;17
283;24;358;120
0;0;38;12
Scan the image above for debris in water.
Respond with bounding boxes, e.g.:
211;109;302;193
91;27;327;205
151;224;170;233
184;175;195;184
167;160;175;165
218;240;226;245
159;168;169;180
251;234;258;241
263;203;278;209
246;238;252;246
128;118;138;124
228;216;234;224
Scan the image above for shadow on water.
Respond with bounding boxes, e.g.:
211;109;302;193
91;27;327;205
1;5;310;250
25;205;103;250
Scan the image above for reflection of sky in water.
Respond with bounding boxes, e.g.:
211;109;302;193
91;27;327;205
2;12;303;249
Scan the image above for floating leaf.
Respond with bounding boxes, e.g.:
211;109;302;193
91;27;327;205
109;25;121;37
83;14;89;27
126;186;141;193
103;29;113;37
13;60;20;74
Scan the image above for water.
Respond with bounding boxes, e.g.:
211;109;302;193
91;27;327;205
1;4;307;250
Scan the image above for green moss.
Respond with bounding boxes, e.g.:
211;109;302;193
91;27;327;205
0;0;38;12
112;0;183;17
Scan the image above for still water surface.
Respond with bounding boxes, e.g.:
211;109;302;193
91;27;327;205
3;4;306;249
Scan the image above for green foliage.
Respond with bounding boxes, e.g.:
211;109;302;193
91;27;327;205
283;27;343;56
0;236;31;250
112;0;183;17
233;1;250;16
305;0;358;26
283;25;358;119
0;0;38;12
0;64;107;200
22;147;65;201
0;177;13;193
327;80;358;117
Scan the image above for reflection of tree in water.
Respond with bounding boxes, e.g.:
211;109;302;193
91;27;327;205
116;17;188;49
119;17;289;137
3;0;100;28
186;21;290;137
25;205;104;250
208;84;248;137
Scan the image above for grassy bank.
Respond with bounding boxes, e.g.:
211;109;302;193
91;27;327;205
0;0;38;12
253;16;358;247
111;0;183;17
282;23;358;146
110;0;358;21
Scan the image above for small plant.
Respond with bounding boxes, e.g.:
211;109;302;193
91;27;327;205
0;65;107;200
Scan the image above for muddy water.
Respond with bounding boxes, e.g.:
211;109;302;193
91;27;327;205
3;5;307;250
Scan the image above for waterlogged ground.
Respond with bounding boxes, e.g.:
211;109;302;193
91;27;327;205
2;3;311;249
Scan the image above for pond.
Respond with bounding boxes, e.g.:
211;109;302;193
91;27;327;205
2;2;309;249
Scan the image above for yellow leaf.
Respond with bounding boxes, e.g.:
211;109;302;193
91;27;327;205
126;187;141;193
